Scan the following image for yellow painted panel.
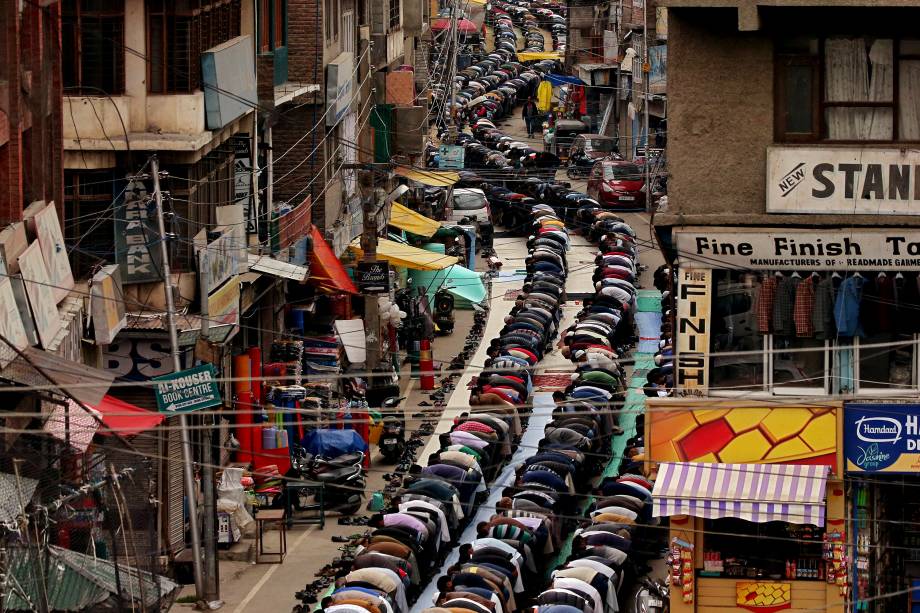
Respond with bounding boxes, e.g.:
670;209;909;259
800;412;836;453
764;437;813;461
759;408;814;443
717;429;771;462
724;407;772;433
695;409;731;424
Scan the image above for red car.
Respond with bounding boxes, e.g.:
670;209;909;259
586;160;646;209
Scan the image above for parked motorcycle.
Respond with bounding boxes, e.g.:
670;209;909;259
632;577;671;613
285;445;366;515
378;396;407;463
566;151;598;178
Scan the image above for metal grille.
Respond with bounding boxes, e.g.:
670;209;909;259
388;0;400;29
61;1;126;94
165;425;185;554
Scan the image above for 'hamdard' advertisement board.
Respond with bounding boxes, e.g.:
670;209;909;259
676;229;920;271
845;403;920;473
767;146;920;215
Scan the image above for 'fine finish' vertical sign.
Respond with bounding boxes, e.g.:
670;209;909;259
676;268;711;394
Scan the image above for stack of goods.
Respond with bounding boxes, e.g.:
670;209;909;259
251;464;284;505
267;339;304;385
302;336;342;375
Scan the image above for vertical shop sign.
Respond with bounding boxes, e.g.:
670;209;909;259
17;242;62;349
115;176;161;283
90;265;127;345
0;278;29;368
232;134;256;235
676;268;710;394
25;201;75;304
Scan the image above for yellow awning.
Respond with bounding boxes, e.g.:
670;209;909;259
348;238;459;270
517;51;563;62
389;203;441;238
394;166;459;187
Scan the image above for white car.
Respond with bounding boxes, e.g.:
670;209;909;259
449;188;492;225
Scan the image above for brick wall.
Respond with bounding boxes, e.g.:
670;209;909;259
272;104;328;232
287;0;323;86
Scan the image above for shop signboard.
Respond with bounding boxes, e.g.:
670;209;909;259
647;400;838;467
845;403;920;473
438;145;465;170
208;276;241;327
153;364;222;414
648;45;667;94
356;261;390;293
115;176;161;284
767;146;920;215
676;228;920;271
675;267;710;394
103;339;192;381
195;227;241;294
24;201;74;304
0;278;28;368
231;134;257;235
90;265;127;345
326;52;354;127
17;241;62;349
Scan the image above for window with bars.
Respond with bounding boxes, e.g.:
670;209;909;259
62;0;125;95
64;170;117;277
343;11;355;54
147;0;242;94
389;0;400;29
324;0;339;42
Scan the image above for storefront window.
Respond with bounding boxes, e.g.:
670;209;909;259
706;270;920;396
703;519;825;580
710;271;764;391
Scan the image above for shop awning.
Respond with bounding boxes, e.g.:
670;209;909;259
389;203;441;238
410;265;487;308
348;238;459;270
652;462;829;526
546;73;585;86
334;319;366;365
309;225;359;293
394;166;459;187
92;395;165;437
0;347;114;407
517;51;563;62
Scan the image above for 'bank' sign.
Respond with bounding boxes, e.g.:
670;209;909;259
767;146;920;215
845;403;920;473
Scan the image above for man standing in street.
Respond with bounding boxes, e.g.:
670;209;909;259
522;98;539;138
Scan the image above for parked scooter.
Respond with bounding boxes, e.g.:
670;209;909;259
632;577;671;613
378;396;407;463
285;445;366;515
566;150;597;178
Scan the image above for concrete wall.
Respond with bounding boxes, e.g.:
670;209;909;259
666;8;772;218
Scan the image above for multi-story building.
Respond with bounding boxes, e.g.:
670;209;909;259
650;4;920;612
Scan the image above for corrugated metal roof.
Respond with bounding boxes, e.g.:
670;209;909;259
248;253;310;282
4;546;179;611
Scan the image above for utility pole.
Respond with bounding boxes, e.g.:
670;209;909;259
151;157;206;601
642;0;651;212
198;249;220;605
361;171;382;373
447;0;460;144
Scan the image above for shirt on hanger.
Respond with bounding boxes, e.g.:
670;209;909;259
793;277;816;337
812;276;837;340
755;275;778;334
834;275;865;337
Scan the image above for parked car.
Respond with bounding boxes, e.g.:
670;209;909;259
570;134;620;160
586;160;645;209
450;188;493;247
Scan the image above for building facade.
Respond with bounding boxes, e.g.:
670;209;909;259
653;4;920;612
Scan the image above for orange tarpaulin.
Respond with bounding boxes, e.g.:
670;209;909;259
309;225;359;294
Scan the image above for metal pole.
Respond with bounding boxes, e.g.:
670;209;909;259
643;2;651;212
198;250;220;604
362;170;382;372
150;157;205;600
447;0;459;143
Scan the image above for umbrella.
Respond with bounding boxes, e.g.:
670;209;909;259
431;18;480;34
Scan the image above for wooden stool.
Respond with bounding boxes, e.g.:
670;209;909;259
255;509;286;563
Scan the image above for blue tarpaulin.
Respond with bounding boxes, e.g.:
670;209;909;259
300;428;368;458
546;73;585;87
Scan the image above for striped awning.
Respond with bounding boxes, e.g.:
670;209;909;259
652;462;829;526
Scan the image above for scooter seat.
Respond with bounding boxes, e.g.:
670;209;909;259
323;452;364;467
315;465;361;482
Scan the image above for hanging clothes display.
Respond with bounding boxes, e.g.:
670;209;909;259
569;84;587;117
834;274;865;337
772;274;800;337
536;80;554;112
754;274;779;334
793;276;815;338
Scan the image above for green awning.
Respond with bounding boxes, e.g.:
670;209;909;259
410;265;487;309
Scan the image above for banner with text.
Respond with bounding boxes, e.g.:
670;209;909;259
676;229;920;271
767;146;920;215
845;403;920;473
675;268;710;394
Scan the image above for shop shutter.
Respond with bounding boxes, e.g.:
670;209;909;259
165;422;186;554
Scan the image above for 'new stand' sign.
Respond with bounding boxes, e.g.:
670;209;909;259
154;364;222;415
